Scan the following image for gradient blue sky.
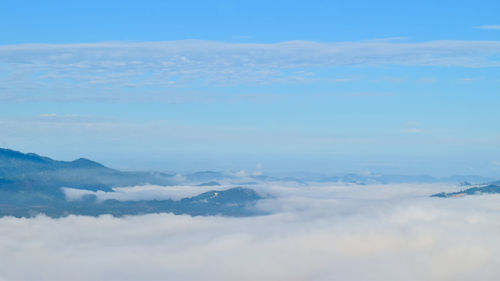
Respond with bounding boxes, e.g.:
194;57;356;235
1;0;500;176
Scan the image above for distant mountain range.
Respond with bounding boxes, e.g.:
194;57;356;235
1;147;498;216
284;173;494;185
3;186;262;218
183;171;493;186
0;148;262;218
0;148;178;194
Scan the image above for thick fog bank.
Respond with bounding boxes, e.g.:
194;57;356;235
1;183;500;281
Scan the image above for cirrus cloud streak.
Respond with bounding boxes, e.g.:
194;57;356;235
1;39;500;101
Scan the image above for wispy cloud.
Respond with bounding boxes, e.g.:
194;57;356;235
1;39;500;101
476;25;500;30
403;128;425;134
39;113;57;118
460;77;475;82
333;78;353;83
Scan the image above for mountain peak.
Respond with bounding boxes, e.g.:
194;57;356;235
70;158;106;168
0;147;108;170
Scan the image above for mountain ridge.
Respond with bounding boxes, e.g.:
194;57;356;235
0;148;263;217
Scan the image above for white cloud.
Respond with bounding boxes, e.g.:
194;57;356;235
233;170;248;177
39;113;57;117
333;78;352;83
2;183;500;281
1;39;500;101
403;128;425;134
252;163;263;176
62;185;229;202
476;25;500;30
173;173;187;182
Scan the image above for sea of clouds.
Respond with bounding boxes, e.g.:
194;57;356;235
2;182;500;281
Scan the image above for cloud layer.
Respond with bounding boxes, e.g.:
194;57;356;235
2;183;500;281
1;39;500;101
62;184;230;201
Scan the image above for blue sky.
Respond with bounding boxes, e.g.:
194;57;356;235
1;0;500;176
